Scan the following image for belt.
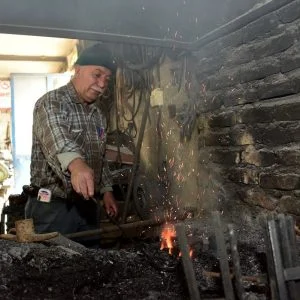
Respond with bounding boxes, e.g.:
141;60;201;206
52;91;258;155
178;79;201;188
25;185;100;202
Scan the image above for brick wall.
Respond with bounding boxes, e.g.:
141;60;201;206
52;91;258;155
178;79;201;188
194;0;300;217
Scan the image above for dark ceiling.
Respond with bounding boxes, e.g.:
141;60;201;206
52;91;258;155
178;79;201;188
0;0;264;43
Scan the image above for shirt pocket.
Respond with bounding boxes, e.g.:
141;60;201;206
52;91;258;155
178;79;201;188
70;129;86;148
96;126;107;141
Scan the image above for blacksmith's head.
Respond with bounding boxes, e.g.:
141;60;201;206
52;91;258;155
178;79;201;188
72;44;116;104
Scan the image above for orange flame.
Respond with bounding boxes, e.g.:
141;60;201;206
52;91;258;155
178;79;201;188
160;223;176;255
160;223;193;258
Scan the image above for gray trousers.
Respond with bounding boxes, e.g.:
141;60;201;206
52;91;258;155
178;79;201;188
25;196;96;234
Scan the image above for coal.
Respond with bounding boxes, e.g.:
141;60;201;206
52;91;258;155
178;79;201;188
0;230;268;300
0;213;281;299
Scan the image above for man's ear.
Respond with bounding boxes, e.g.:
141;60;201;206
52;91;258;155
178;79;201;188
73;65;81;78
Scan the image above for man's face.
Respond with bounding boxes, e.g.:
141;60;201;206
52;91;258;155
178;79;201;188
73;65;112;104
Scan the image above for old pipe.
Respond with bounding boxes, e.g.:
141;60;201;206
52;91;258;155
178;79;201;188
0;0;295;51
0;24;189;50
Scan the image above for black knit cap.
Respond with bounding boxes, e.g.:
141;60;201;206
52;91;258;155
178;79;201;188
75;44;117;72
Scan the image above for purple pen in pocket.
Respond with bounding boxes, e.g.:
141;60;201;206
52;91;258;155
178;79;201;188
96;126;105;139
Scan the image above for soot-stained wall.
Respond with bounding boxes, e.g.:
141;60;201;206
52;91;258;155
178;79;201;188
193;0;300;220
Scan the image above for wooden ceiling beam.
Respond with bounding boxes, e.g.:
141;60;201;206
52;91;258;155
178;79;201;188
0;54;66;63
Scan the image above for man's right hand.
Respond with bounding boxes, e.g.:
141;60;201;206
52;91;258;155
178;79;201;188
68;158;94;199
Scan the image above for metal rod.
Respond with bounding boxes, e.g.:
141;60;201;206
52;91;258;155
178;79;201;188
175;223;201;300
0;24;189;50
212;211;235;300
286;216;297;264
121;91;151;224
268;219;289;300
262;215;278;299
65;218;163;239
278;214;297;299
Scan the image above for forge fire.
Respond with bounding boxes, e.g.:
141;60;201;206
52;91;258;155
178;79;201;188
160;223;194;257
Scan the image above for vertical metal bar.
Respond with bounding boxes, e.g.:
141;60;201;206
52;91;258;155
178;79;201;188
228;224;244;300
212;211;235;300
278;215;297;300
268;219;289;300
277;214;292;266
175;223;201;300
262;216;279;300
285;216;300;294
286;216;297;263
121;91;151;224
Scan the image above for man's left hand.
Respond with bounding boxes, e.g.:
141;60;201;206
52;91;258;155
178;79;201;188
103;191;118;217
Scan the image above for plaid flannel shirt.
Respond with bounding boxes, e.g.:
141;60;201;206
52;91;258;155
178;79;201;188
30;81;113;199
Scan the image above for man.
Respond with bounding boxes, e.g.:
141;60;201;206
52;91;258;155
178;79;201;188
25;44;118;235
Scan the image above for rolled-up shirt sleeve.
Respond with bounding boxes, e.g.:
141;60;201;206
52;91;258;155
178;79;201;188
57;152;83;172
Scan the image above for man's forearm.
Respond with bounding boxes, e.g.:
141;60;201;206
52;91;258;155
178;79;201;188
57;152;83;172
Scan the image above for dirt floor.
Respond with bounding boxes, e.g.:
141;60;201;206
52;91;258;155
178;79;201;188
0;216;271;300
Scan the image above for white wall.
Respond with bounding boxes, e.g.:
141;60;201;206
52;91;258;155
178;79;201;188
11;73;70;193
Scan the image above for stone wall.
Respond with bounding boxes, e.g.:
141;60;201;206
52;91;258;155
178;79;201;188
194;0;300;218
